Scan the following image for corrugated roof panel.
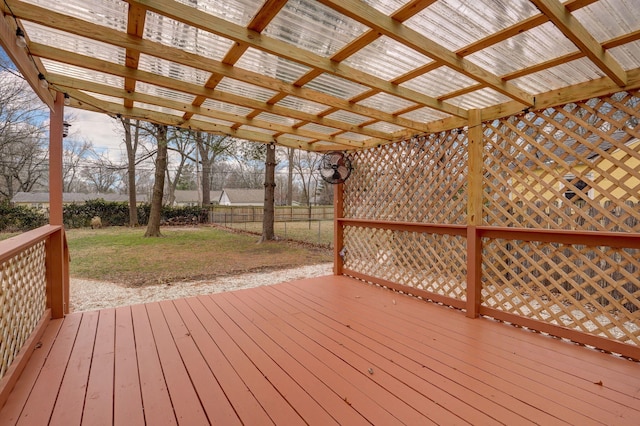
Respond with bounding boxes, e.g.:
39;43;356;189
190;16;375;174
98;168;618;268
138;54;211;86
235;48;311;84
216;77;279;102
609;41;640;71
143;12;233;61
467;23;578;76
136;83;195;104
365;122;405;133
201;99;254;116
323;110;370;126
304;73;369;100
275;96;329;115
401;66;477;98
572;0;640;42
263;0;368;57
191;115;235;127
40;59;123;86
357;92;417;113
174;0;263;26
510;58;607;93
298;123;341;135
22;22;126;65
343;36;433;81
22;0;127;31
399;107;451;123
404;0;539;51
254;112;298;126
446;88;511;109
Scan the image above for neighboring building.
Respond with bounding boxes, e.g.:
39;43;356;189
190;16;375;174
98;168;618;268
219;188;264;206
11;192;148;212
173;190;222;207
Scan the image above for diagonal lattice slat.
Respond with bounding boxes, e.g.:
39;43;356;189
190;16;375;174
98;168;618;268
483;90;640;231
343;226;467;300
482;238;640;345
0;241;47;379
344;130;468;225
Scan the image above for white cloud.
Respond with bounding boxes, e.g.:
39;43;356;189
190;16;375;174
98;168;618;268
65;109;125;162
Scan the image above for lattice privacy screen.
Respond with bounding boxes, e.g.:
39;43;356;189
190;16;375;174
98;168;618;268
0;242;47;379
342;90;640;348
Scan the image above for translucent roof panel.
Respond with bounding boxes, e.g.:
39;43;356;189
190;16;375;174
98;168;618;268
22;0;127;31
40;59;124;87
401;67;477;99
254;112;298;127
216;77;279;102
22;22;125;65
572;0;640;42
510;58;607;93
138;54;211;86
399;107;453;123
609;42;640;71
304;73;370;100
404;0;540;51
143;12;233;61
342;36;433;81
234;48;311;84
275;96;329;115
136;83;196;104
324;110;370;126
298;123;341;135
361;0;405;16
357;93;417;114
174;0;263;26
365;122;405;133
80;91;122;105
466;23;578;76
446;88;512;110
191;115;235;127
263;0;368;57
201;99;253;117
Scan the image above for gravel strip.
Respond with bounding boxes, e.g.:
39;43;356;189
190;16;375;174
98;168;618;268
70;263;333;312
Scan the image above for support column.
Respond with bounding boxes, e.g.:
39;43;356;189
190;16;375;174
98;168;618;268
333;183;344;275
466;109;483;318
48;91;67;318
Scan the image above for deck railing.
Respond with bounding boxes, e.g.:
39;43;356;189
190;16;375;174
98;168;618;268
0;225;68;382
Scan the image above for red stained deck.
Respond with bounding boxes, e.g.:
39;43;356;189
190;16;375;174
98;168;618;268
1;275;639;425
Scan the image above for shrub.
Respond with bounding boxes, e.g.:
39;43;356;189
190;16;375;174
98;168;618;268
0;201;47;232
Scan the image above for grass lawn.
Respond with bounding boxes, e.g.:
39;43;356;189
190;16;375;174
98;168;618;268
66;226;332;286
225;220;334;246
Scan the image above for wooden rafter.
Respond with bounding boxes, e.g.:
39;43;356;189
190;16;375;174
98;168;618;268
529;0;627;86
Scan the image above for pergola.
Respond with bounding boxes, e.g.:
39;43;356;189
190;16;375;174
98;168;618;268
1;0;638;150
1;0;640;423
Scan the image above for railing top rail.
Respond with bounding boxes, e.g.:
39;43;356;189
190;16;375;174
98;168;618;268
0;225;63;264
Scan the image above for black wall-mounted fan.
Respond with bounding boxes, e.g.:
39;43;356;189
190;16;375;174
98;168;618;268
319;151;352;184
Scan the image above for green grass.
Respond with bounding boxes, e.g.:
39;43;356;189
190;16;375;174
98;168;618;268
66;226;332;286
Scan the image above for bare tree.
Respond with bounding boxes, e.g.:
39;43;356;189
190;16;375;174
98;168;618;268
0;60;48;201
62;138;93;192
195;132;232;204
145;124;168;237
260;142;276;242
292;150;323;205
166;128;195;206
81;150;120;193
121;117;141;226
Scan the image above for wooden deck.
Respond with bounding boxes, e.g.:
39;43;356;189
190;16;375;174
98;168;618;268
1;275;639;425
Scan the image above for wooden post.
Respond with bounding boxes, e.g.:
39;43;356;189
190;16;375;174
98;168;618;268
466;109;483;318
333;183;344;275
48;92;67;318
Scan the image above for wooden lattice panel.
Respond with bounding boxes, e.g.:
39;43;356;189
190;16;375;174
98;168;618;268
344;131;468;225
482;238;640;346
343;226;467;301
0;242;47;379
483;90;640;231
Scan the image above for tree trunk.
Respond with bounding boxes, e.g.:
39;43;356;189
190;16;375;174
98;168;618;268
260;143;276;242
196;132;212;205
145;124;168;237
286;147;294;206
124;118;139;226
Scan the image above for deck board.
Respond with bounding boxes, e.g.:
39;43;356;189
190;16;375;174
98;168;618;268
1;275;639;425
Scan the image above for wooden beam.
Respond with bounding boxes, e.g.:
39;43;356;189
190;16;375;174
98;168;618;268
316;0;534;106
123;0;467;118
0;14;54;109
124;4;147;109
8;1;433;133
529;0;627;86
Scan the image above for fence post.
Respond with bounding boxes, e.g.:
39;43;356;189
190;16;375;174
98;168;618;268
466;109;483;318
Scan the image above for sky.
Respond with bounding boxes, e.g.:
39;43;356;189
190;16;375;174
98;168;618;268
66;109;126;161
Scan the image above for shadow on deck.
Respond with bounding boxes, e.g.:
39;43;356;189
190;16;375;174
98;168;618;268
1;275;638;425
